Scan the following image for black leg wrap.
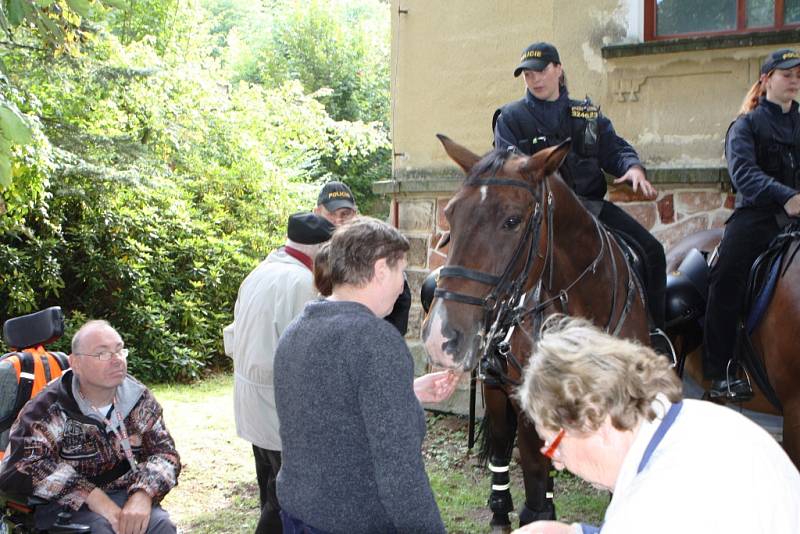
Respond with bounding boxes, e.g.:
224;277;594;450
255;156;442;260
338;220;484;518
519;499;556;526
488;490;514;515
488;457;513;526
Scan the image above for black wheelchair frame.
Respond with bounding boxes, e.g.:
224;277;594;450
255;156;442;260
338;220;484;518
0;307;90;533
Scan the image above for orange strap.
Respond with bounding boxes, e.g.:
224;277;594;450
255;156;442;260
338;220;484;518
0;348;67;460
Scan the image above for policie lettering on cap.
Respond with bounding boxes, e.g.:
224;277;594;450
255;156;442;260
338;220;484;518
761;48;800;75
317;181;356;212
514;42;561;77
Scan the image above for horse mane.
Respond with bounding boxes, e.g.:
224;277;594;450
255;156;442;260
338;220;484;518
465;148;517;185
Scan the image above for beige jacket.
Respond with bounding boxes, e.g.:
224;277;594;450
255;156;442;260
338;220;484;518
228;248;317;451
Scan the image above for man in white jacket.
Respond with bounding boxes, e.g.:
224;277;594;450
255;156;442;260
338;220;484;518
226;212;333;534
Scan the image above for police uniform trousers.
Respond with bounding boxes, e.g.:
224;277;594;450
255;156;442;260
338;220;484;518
597;201;667;330
704;208;781;380
253;445;283;534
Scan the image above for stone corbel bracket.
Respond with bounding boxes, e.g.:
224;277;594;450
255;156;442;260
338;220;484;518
612;77;646;103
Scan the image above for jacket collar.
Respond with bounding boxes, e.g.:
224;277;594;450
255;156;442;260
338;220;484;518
63;369;145;427
760;96;799;115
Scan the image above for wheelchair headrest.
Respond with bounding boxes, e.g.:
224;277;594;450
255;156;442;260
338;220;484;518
3;306;64;350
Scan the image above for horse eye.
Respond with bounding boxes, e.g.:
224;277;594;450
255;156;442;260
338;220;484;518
503;216;522;230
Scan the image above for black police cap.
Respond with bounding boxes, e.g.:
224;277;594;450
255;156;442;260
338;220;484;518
317;181;356;211
761;48;800;75
514;42;560;77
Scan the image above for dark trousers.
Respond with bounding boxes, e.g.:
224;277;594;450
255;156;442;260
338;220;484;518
598;201;667;330
703;209;780;380
253;445;283;534
34;490;175;533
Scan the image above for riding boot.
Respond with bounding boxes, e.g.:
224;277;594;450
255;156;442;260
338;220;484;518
708;359;753;402
708;377;754;402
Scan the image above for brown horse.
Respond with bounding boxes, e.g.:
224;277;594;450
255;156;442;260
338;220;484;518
422;136;649;531
665;229;800;468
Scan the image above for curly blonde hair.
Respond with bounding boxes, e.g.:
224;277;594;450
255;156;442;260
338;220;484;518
515;315;681;434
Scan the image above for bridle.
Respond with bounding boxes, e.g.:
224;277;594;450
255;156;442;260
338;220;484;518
434;173;638;386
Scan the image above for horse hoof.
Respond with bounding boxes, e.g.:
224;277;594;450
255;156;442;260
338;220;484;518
490;526;512;534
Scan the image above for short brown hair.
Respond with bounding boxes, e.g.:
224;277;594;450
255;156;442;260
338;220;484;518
328;217;409;288
313;242;333;297
515;315;682;434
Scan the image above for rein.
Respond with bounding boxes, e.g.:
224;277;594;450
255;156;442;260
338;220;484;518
435;174;637;386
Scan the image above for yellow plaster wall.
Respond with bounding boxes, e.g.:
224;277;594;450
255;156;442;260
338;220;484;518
390;0;793;175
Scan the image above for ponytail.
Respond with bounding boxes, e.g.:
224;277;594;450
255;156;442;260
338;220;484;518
738;74;768;115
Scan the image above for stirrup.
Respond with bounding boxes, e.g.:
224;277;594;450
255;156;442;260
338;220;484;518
649;328;676;367
709;361;754;403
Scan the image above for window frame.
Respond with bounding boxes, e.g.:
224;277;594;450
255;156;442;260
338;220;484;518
644;0;800;40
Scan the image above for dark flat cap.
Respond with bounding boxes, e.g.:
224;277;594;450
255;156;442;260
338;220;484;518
287;212;334;244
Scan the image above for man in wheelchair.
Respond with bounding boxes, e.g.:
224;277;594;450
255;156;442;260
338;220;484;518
0;320;181;534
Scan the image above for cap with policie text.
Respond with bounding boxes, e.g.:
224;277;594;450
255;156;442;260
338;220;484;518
514;42;561;77
761;48;800;75
317;181;356;211
287;212;335;245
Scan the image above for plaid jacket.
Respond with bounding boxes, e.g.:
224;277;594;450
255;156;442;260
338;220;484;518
0;371;180;510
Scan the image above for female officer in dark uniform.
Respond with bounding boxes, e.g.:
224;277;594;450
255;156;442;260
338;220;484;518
493;42;666;337
704;48;800;400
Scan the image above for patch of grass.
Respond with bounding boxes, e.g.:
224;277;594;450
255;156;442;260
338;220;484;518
154;374;608;533
154;374;259;532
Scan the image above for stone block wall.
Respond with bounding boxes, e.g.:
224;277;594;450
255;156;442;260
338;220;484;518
393;181;732;415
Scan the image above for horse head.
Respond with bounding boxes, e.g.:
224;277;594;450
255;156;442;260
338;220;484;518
422;135;571;372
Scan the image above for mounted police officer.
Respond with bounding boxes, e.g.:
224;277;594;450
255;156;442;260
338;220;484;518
493;42;667;340
705;48;800;401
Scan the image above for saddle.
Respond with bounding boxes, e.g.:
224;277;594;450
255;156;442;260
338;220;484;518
666;224;800;410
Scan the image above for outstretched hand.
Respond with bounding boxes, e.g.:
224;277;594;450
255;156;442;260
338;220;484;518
613;165;657;200
414;370;461;403
512;520;577;534
784;193;800;217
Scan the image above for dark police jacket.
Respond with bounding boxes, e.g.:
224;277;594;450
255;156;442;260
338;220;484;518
726;97;800;212
493;89;642;201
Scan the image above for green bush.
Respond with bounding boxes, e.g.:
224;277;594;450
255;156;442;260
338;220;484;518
0;0;390;382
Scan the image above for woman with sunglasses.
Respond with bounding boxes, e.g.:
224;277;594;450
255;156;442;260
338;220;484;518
512;315;800;534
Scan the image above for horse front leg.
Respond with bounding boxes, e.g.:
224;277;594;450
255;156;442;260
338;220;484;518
483;385;516;534
516;412;556;526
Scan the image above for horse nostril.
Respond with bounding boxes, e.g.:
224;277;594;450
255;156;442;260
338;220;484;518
442;330;461;355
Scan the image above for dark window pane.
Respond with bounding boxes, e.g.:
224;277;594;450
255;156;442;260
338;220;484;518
786;0;800;23
656;0;736;35
747;0;774;27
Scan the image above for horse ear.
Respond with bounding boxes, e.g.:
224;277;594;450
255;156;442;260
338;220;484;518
437;134;481;173
524;138;572;177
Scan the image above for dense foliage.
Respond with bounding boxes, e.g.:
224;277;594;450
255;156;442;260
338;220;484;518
0;0;391;381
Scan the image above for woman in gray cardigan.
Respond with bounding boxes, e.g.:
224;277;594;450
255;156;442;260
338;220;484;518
274;217;460;534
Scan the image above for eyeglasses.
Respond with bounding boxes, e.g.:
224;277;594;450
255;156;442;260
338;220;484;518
77;348;129;361
542;428;565;460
